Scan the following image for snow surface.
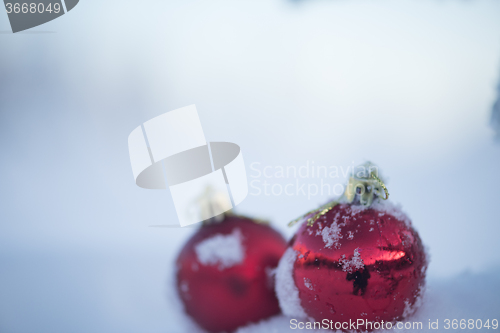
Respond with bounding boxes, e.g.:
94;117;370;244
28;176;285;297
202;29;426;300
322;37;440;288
236;269;500;333
0;252;498;333
275;248;308;319
194;228;245;270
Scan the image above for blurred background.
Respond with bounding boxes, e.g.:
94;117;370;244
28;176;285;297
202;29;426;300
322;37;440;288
1;0;500;332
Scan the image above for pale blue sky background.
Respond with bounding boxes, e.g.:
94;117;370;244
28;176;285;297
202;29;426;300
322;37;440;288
1;0;500;332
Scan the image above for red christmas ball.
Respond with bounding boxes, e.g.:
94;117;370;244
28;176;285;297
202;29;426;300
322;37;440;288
176;215;288;332
276;201;427;331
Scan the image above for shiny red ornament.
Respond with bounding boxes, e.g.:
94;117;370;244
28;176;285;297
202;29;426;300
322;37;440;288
287;202;427;331
176;215;287;333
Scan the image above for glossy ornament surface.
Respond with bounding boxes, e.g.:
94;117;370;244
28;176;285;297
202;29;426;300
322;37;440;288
176;215;287;333
288;201;427;330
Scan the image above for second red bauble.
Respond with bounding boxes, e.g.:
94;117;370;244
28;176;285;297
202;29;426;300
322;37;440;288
176;215;287;332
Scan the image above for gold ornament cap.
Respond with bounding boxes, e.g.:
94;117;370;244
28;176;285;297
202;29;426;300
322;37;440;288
344;161;389;207
192;185;232;224
288;162;389;227
195;186;270;225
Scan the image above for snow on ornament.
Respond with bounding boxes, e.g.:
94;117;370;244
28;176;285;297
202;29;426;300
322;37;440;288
176;197;288;333
276;162;428;331
194;228;245;270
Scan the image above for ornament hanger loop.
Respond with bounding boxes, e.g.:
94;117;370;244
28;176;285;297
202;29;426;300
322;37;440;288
370;172;389;200
287;201;338;227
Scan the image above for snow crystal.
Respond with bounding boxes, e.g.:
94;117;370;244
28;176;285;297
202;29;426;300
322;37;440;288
340;248;364;273
321;222;343;249
194;228;245;270
303;277;314;291
275;248;308;319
